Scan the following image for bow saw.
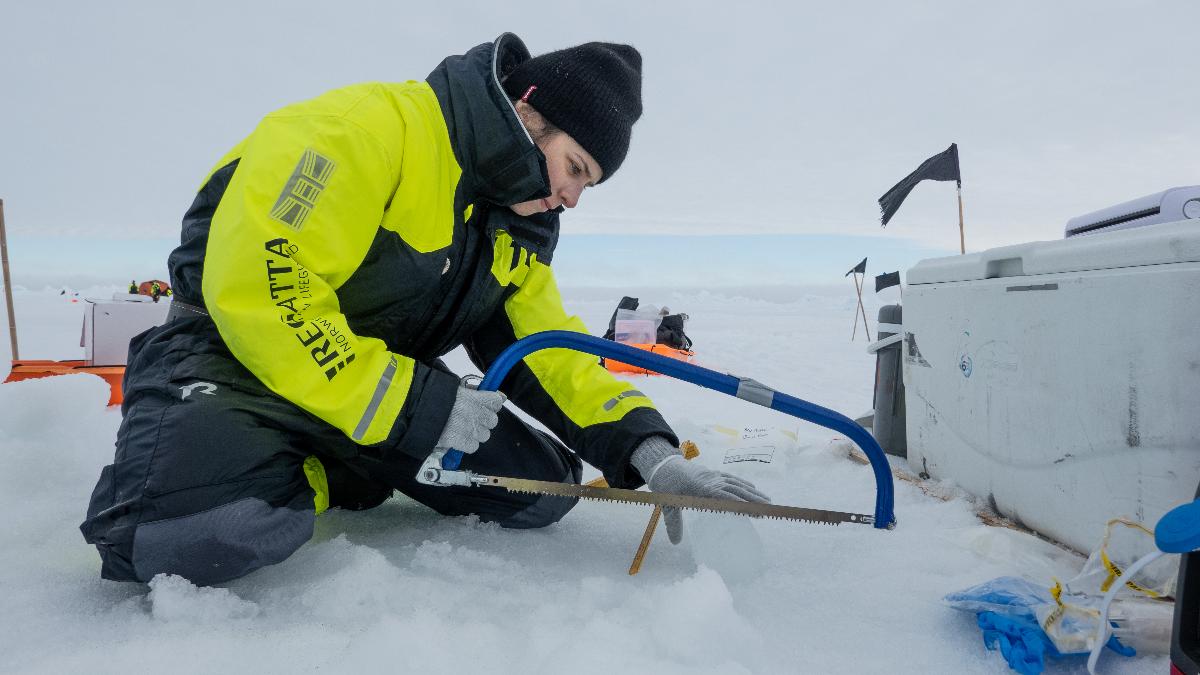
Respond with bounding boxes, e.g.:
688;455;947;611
416;331;896;530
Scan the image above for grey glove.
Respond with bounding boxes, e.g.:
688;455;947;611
433;385;507;455
630;436;771;545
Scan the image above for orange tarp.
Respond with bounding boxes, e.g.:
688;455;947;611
604;344;694;375
5;360;124;406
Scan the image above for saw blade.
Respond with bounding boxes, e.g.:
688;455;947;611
480;475;874;526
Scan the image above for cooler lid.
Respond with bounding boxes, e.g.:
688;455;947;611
907;220;1200;284
1065;185;1200;237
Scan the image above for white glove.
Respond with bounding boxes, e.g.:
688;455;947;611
433;385;506;455
630;436;771;544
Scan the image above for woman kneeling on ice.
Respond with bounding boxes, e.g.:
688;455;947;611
81;33;769;585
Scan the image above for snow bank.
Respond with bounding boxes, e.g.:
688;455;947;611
0;288;1168;674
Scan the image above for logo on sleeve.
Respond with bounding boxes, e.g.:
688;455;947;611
270;148;336;232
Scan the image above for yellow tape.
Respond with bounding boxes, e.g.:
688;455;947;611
1100;549;1161;598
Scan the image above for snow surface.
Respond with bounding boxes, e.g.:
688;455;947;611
0;287;1169;674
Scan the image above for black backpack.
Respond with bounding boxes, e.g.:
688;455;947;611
601;296;693;351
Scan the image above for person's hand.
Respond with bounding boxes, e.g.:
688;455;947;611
630;436;770;544
433;385;506;455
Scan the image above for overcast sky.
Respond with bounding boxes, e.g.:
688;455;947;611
2;0;1198;280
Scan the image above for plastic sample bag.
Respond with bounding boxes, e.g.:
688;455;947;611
613;308;660;345
678;423;798;469
1065;517;1178;599
946;576;1136;674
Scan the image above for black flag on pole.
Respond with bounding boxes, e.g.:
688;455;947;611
875;271;901;292
878;143;961;226
845;257;867;277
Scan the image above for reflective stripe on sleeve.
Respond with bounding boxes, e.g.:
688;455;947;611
353;355;399;441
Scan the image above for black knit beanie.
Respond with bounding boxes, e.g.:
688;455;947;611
502;42;643;183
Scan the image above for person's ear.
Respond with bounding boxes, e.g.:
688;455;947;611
513;100;532;126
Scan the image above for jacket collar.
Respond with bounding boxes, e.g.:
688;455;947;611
426;33;551;208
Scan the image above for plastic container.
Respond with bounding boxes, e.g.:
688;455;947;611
904;220;1200;554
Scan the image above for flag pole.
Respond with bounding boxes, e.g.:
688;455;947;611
857;273;872;342
850;274;861;340
0;199;18;360
957;185;966;255
850;273;872;342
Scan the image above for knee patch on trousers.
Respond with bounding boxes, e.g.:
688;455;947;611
132;497;314;586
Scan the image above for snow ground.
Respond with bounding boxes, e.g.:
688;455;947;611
0;287;1169;674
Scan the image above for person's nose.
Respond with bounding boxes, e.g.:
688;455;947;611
559;184;583;209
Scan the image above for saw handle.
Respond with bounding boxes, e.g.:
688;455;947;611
440;331;895;529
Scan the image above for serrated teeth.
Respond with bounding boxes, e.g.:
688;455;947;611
495;483;855;527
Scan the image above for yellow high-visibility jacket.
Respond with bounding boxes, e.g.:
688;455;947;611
166;34;675;487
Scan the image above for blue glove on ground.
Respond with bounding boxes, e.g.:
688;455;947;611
976;611;1134;675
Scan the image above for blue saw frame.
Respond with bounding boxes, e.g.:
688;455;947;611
441;331;896;529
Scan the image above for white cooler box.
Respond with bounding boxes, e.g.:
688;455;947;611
81;296;171;366
903;220;1200;553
